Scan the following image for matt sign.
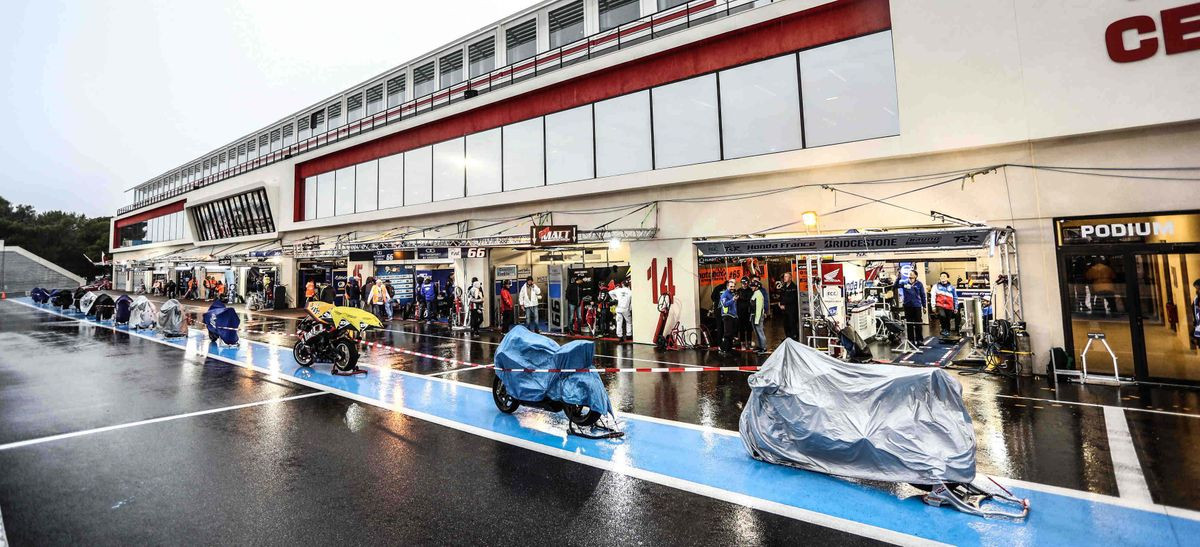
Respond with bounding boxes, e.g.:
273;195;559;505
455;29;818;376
531;225;577;246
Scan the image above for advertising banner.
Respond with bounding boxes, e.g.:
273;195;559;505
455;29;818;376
531;225;578;246
695;228;994;257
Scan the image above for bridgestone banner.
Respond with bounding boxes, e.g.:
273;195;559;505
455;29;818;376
694;228;995;257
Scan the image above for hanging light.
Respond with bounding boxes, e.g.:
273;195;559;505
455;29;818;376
608;237;621;249
801;211;819;227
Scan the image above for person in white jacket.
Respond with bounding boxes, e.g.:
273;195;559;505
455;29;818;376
519;276;542;333
609;279;633;342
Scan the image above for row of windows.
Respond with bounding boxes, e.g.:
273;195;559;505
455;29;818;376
302;32;898;222
118;211;186;248
192;189;276;242
124;0;730;213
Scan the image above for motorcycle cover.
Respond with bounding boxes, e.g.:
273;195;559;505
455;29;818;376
30;288;49;303
131;296;158;329
72;288;89;311
92;293;117;320
79;291;100;316
203;300;240;345
51;289;73;309
305;301;337;325
494;326;612;416
739;338;976;485
113;295;133;324
330;305;383;333
158;299;186;337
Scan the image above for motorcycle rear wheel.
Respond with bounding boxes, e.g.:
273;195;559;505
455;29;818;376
331;338;359;372
564;404;601;427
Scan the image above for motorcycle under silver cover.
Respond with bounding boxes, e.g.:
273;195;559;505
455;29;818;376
739;339;976;485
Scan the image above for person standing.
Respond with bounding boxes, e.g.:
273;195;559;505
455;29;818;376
414;278;425;321
566;277;582;334
361;277;375;311
751;279;767;353
467;277;485;336
899;270;926;344
367;279;387;319
519;276;541;333
610;280;633;343
500;280;515;333
710;281;726;348
383;280;395;321
304;279;316;306
346;276;361;309
719;279;738;355
777;272;800;341
421;278;437;323
736;277;753;349
930;272;959;336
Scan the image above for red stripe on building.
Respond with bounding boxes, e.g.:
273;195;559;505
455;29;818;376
113;200;187;248
294;0;890;220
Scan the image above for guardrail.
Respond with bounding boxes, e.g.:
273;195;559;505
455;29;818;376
118;0;771;216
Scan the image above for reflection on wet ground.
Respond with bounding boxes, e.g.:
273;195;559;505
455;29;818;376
16;296;1200;511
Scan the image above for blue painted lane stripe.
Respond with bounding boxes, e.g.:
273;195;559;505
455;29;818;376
8;299;1194;547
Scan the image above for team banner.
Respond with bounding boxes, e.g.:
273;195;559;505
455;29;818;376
694;228;995;257
531;225;578;246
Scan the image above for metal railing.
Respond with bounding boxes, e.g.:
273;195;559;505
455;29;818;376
118;0;773;217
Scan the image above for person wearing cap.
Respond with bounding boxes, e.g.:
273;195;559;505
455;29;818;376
519;276;542;333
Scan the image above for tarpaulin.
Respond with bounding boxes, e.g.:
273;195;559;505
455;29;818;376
113;295;133;324
158;299;185;337
50;289;73;309
739;338;976;485
30;288;49;304
203;300;240;345
494;326;612;416
79;292;99;316
72;288;88;311
92;293;116;321
131;296;157;329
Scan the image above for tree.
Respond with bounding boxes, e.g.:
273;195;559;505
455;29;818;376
0;196;111;279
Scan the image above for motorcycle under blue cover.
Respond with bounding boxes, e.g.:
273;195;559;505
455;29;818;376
30;288;49;303
113;295;133;324
494;326;612;416
739;338;976;485
203;301;241;345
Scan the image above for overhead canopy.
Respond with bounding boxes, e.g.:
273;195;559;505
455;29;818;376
694;227;998;258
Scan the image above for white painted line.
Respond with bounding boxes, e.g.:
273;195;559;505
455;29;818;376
1104;406;1154;503
995;393;1200;419
12;300;1200;525
0;392;326;452
425;366;483;377
0;499;7;547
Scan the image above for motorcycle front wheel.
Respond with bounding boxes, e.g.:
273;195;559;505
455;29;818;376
331;338;359;372
293;341;315;367
564;404;601;427
492;376;519;413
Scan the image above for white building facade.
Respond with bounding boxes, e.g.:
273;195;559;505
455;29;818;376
110;0;1200;384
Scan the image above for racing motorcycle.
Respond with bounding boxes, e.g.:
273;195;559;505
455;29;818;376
293;301;382;375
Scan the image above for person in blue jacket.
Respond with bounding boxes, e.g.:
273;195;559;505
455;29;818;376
421;277;437;323
719;279;739;355
898;270;926;343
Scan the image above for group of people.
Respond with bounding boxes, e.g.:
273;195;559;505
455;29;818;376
561;277;634;341
497;277;543;334
714;274;787;355
896;271;965;340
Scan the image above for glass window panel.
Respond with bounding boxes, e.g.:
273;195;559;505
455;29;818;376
413;62;436;98
466;128;502;196
356;161;379;213
378;154;404;209
800;31;899;147
506;19;537;64
719;54;803;159
304;176;317;220
658;0;689;9
545;105;594;184
283;123;295;146
404;146;433;205
652;74;721;168
595;91;652;177
599;0;640;31
433;138;466;201
440;50;464;89
327;102;343;129
502;117;545;190
387;74;406;108
347;92;364;122
335;166;355;215
365;84;384;115
468;38;495;78
549;1;585;48
316;172;334;218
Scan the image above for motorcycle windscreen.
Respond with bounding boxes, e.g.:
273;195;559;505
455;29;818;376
203;301;240;345
494;327;613;415
738;338;976;485
113;295;133;324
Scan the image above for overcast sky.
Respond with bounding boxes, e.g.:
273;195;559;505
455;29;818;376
0;0;532;217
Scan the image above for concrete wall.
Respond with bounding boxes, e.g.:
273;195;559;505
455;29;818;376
0;247;86;293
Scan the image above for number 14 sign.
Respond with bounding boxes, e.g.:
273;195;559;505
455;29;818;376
646;258;675;304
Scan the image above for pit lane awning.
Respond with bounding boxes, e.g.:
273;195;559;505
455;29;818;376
694;227;999;258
